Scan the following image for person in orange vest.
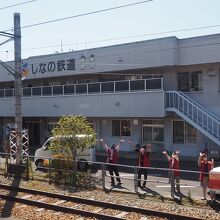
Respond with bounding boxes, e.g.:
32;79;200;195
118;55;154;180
198;152;214;200
100;138;124;186
128;140;151;188
163;151;180;193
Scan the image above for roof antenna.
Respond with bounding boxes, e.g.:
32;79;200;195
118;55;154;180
61;38;63;53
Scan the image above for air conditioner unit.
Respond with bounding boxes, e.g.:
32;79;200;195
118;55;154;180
133;119;138;125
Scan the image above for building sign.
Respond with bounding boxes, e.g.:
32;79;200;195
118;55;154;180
89;54;95;69
29;54;95;76
80;54;95;70
31;58;76;74
80;55;86;70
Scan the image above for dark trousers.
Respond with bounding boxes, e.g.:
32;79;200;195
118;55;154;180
108;163;121;184
138;167;148;187
170;171;180;194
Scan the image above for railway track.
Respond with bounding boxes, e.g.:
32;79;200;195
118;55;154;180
0;183;205;220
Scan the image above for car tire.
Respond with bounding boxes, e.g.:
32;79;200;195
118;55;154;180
35;159;44;169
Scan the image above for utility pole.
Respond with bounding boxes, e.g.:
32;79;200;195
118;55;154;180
14;13;22;164
0;13;23;165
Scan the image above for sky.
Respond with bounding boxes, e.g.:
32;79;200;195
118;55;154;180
1;0;220;62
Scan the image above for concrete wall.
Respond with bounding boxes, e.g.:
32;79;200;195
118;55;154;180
187;68;220;117
178;34;220;65
1;34;220;83
0;91;165;118
0;37;178;82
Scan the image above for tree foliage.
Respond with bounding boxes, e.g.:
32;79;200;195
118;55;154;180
50;115;96;159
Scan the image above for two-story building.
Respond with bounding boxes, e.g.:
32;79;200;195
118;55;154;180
0;33;220;160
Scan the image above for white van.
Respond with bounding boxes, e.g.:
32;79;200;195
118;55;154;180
34;135;96;172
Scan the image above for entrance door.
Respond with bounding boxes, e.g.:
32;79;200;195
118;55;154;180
23;121;40;154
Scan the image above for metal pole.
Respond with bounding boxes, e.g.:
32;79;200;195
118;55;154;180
134;166;138;193
49;158;51;184
170;169;175;198
101;163;106;189
14;13;22;164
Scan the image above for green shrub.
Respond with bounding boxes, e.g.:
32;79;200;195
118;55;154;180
44;154;93;188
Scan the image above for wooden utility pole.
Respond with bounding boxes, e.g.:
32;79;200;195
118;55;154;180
14;13;22;164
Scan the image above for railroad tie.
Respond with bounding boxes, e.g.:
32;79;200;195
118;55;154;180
93;207;105;213
16;194;36;209
115;211;128;218
35;198;47;212
53;200;66;205
20;194;33;199
71;204;84;209
53;200;66;216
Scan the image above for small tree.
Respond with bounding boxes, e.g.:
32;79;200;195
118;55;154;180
50;115;96;186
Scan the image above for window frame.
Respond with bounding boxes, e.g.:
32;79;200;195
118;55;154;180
142;120;164;143
112;119;131;137
172;120;197;144
177;71;203;92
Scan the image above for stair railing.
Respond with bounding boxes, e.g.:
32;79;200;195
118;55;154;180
166;91;220;142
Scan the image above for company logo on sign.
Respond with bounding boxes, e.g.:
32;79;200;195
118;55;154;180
21;62;29;80
80;55;86;70
89;55;95;69
79;54;95;70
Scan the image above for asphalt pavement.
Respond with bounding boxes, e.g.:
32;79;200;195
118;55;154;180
96;154;220;201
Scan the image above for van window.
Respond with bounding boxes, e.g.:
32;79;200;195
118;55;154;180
43;139;52;150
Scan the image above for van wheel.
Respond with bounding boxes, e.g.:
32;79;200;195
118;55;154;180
77;159;88;172
36;159;44;169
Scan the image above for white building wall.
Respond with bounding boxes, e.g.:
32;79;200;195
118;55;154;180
0;91;165;117
188;67;220;117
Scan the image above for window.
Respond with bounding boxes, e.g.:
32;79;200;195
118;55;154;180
173;121;196;144
48;81;60;86
142;120;164;142
177;71;202;92
142;74;163;79
112;120;130;136
185;123;197;143
173;121;184;143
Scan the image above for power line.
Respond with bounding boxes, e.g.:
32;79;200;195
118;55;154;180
0;0;37;10
4;0;153;31
1;0;220;56
2;23;220;55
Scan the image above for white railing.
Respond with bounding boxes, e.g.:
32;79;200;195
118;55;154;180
166;91;220;144
0;78;163;98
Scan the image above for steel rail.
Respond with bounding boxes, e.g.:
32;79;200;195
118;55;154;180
0;183;204;220
0;193;123;220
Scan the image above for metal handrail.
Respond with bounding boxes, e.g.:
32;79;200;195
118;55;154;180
166;90;220;141
167;91;220;125
0;153;210;198
0;78;163;98
178;91;220;122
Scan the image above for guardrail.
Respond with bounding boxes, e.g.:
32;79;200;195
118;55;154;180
0;152;207;199
0;78;163;98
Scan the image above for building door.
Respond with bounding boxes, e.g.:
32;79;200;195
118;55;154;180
23;121;40;154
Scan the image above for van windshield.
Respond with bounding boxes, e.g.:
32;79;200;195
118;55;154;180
43;139;53;150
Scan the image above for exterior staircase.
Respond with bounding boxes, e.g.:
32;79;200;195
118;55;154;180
166;91;220;146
